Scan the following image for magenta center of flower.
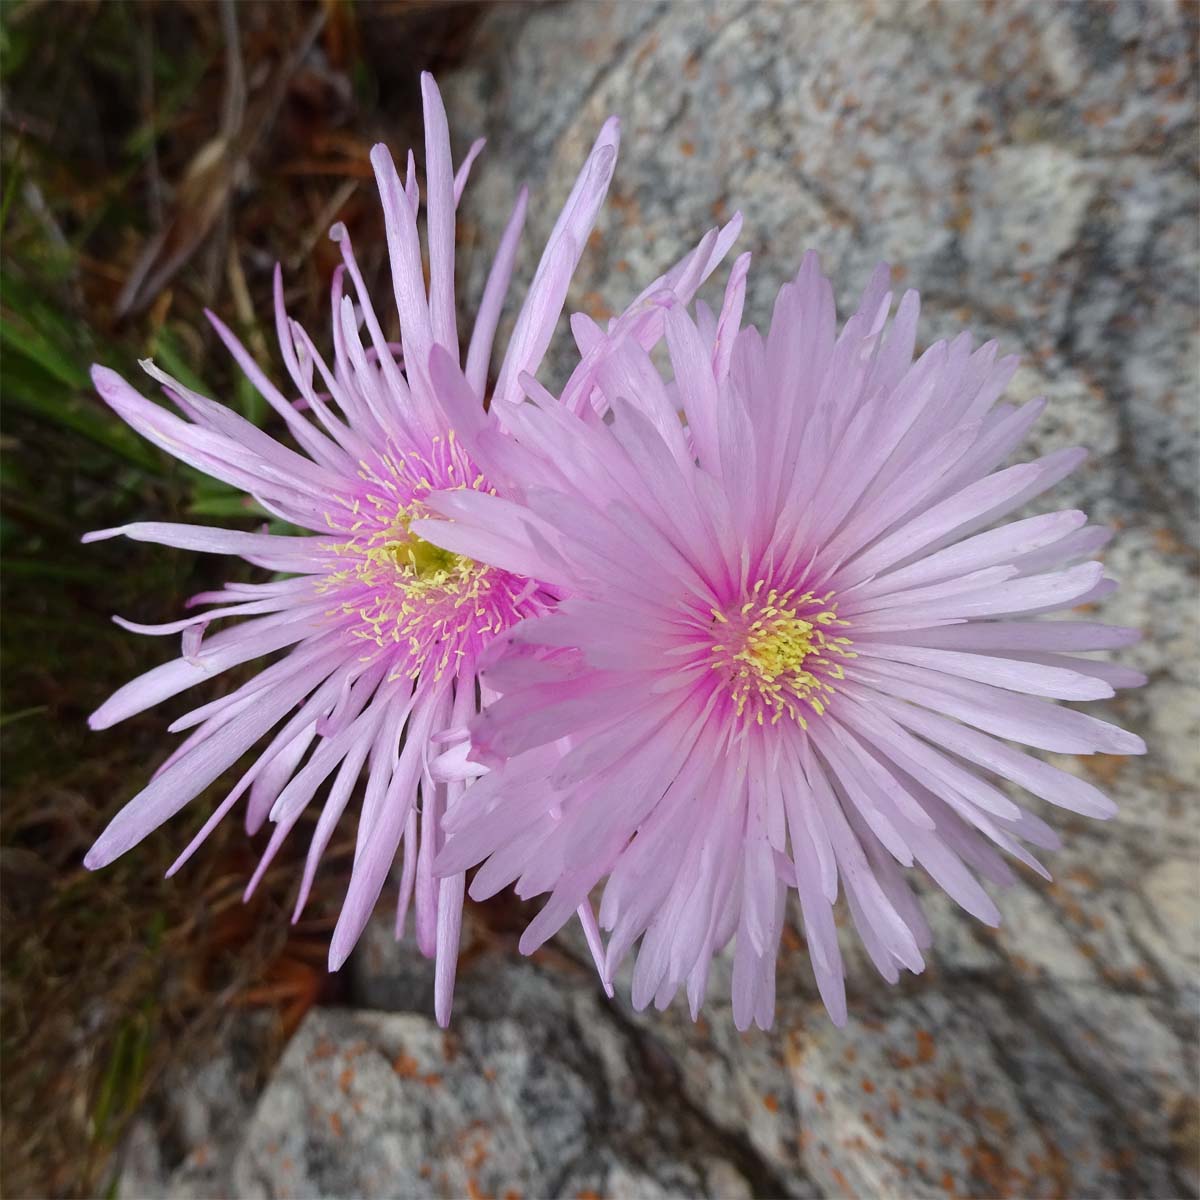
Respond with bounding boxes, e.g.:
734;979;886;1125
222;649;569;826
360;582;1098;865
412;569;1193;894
316;436;541;682
706;583;853;726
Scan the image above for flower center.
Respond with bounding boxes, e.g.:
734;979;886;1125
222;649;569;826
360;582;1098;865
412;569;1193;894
310;432;545;683
735;613;821;679
709;584;853;726
319;503;538;683
367;526;464;586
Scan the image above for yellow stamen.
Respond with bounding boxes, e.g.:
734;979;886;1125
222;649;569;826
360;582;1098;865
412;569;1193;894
708;582;853;726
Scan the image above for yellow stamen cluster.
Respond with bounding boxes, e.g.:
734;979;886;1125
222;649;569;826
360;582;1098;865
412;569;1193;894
318;499;510;683
709;582;853;726
356;514;463;585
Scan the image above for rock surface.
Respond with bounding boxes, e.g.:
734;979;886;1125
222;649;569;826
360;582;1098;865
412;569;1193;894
230;948;774;1200
121;2;1198;1198
127;921;797;1199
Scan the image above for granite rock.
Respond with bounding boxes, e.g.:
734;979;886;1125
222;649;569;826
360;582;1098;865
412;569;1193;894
117;1016;273;1200
230;940;781;1200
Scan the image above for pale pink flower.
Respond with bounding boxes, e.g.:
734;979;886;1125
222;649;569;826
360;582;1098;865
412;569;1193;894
83;73;737;1024
418;252;1146;1030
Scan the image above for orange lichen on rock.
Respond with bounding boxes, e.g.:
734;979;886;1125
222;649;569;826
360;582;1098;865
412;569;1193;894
393;1052;420;1078
915;1029;936;1064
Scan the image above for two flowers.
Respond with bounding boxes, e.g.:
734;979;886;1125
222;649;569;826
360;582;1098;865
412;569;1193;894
85;75;1144;1030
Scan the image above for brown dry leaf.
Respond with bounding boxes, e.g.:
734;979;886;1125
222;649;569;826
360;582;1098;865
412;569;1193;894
116;7;327;318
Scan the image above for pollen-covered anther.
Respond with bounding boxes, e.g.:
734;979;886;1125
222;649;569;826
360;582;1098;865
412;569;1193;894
708;586;852;725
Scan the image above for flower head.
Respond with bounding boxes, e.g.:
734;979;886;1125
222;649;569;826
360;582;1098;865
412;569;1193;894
84;73;737;1024
420;251;1146;1030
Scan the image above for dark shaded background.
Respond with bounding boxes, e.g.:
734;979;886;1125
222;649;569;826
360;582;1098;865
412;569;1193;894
1;3;493;1194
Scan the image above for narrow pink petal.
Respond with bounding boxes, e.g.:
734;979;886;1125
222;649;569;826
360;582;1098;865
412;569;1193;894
465;187;528;396
83;520;330;571
849;657;1145;755
90;615;334;730
854;510;1088;599
872;620;1140;653
878;695;1123;818
205;308;349;471
493;117;620;404
292;723;378;924
453;138;486;207
433;872;465;1028
394;806;420;939
369;143;434;399
420;73;458;357
328;699;436;970
841;460;1045;586
327;222;415;428
86;647;342;868
854;642;1114;700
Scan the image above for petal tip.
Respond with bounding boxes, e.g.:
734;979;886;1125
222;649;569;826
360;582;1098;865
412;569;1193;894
90;363;120;389
87;707;115;731
328;918;360;972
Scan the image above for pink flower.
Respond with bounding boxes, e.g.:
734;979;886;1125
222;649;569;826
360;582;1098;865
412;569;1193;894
83;73;737;1025
418;251;1147;1030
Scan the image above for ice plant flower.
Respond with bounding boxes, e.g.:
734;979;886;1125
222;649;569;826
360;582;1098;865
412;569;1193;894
417;251;1146;1030
82;73;737;1024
